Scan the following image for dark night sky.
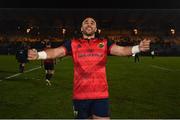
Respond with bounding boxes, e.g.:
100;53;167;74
0;9;180;25
0;0;180;8
0;8;180;33
0;0;179;37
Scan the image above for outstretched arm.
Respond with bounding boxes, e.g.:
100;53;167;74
28;46;66;60
110;38;151;56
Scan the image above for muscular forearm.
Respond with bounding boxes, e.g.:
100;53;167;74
110;39;151;57
45;47;65;59
120;47;134;56
45;48;63;59
110;45;139;56
36;46;66;60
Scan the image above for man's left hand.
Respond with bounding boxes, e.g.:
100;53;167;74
139;38;151;52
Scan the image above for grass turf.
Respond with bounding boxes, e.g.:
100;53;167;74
0;55;180;118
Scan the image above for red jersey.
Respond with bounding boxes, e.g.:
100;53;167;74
63;38;114;100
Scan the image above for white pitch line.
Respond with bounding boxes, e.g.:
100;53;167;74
5;73;22;79
24;66;41;73
3;66;41;80
150;65;174;71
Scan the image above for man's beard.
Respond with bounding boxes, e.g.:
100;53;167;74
82;31;95;36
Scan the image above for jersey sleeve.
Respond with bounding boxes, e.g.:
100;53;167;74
107;39;116;54
62;39;72;55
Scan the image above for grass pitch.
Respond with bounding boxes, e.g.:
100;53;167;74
0;55;180;118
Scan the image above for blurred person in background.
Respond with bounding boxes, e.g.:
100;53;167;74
133;53;140;63
15;42;29;73
42;42;56;86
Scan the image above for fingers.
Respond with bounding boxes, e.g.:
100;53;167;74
142;38;151;44
139;38;151;52
32;49;37;52
142;42;150;48
28;49;38;60
142;39;151;45
142;38;151;43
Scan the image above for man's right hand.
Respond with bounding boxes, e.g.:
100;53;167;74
28;49;38;60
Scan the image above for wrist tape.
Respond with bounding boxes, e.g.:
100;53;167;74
37;51;47;60
132;45;140;54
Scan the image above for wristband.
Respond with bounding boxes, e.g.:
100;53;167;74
132;45;140;54
37;51;47;60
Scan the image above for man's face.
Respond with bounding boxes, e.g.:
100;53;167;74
81;17;97;36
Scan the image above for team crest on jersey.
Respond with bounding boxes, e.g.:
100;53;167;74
98;42;104;48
